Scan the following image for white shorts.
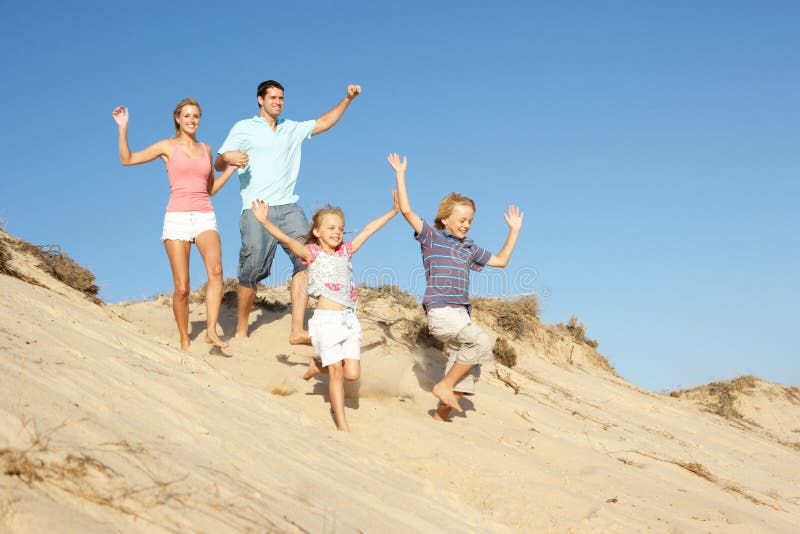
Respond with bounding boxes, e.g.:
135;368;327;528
308;309;362;367
161;211;218;242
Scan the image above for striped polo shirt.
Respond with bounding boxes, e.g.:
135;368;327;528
415;219;491;311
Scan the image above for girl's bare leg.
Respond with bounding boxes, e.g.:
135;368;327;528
328;361;349;431
303;357;325;380
195;230;227;348
164;239;192;350
343;358;361;382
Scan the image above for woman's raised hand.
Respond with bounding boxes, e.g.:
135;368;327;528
112;106;129;128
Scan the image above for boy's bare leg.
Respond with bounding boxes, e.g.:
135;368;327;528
432;392;463;421
236;285;257;338
289;270;311;345
432;362;472;412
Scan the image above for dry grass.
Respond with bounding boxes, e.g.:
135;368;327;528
493;336;517;368
0;232;100;303
558;316;599;348
358;284;418;310
472;294;539;339
670;375;767;423
409;322;444;351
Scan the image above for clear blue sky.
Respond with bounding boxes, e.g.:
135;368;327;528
1;1;797;392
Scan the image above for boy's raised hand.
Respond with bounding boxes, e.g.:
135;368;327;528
112;106;129;127
390;190;399;213
503;205;524;231
387;153;407;174
251;199;271;225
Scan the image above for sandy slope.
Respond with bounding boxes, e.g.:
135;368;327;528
1;241;799;532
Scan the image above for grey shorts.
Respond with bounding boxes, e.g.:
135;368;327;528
238;203;310;288
427;306;494;395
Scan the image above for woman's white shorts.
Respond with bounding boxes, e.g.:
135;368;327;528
161;211;218;242
308;309;362;367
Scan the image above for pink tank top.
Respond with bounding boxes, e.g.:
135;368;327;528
164;140;214;212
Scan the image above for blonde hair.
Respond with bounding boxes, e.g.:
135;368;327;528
305;205;346;245
172;97;202;138
434;192;476;230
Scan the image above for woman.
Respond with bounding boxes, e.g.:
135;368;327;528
112;98;242;350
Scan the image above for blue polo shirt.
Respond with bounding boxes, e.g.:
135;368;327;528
218;116;316;210
415;219;491;311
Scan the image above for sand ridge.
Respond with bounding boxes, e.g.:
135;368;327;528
1;234;799;532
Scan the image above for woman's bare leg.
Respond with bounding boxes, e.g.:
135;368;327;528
195;230;227;348
163;239;192;350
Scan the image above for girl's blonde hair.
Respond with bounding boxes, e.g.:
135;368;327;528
173;97;202;138
434;192;476;230
304;205;346;245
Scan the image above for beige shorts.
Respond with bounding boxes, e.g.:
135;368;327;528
427;306;494;395
161;211;217;242
308;309;362;367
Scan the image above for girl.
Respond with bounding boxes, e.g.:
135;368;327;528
387;153;523;420
251;194;398;431
112;99;238;350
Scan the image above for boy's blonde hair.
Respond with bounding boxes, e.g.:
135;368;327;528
172;97;202;138
305;205;346;245
434;192;476;230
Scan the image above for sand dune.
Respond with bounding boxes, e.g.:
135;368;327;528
1;232;799;532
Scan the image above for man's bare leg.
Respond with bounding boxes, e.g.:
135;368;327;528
432;362;472;412
236;285;257;338
289;270;310;345
433;392;464;421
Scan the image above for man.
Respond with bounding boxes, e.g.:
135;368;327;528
216;80;361;343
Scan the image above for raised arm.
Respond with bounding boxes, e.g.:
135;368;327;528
486;205;524;267
207;146;237;196
311;85;361;136
251;200;313;261
112;106;169;165
350;191;399;253
387;153;423;233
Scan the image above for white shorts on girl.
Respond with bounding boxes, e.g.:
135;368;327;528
308;308;362;367
161;211;218;242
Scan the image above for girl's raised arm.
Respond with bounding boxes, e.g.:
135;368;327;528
351;191;399;254
388;153;423;233
251;200;313;261
207;145;237;196
112;106;169;166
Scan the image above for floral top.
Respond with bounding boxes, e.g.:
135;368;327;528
303;242;358;308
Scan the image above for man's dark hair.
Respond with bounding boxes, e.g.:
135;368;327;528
257;80;285;99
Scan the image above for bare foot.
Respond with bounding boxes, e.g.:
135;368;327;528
179;337;191;351
235;328;249;339
205;333;229;349
432;382;463;412
289;331;311;345
432;402;452;422
303;358;322;380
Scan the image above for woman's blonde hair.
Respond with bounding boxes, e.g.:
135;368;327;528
304;205;346;245
434;192;476;230
173;97;202;138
